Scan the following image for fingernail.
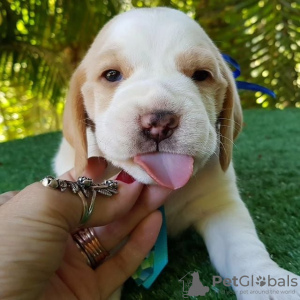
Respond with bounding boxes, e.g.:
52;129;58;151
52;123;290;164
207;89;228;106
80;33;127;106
116;170;135;184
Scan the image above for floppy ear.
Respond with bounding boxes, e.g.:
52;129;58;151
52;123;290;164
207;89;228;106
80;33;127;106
63;65;88;176
218;63;243;171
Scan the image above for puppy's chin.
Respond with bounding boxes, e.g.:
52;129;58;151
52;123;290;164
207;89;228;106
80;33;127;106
88;128;213;187
87;129;154;183
89;147;214;190
110;159;157;185
104;152;212;189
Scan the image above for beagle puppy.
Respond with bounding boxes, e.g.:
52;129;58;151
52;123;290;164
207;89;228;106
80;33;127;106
55;7;300;299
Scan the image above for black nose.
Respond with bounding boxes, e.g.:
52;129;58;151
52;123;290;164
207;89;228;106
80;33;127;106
140;111;179;143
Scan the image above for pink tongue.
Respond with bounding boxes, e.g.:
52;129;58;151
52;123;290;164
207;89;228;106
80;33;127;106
134;153;194;190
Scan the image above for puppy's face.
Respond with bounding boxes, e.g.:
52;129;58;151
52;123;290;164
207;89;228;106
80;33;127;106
64;8;242;189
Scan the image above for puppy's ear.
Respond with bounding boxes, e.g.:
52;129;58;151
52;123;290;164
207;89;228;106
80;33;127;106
63;65;88;176
218;63;243;171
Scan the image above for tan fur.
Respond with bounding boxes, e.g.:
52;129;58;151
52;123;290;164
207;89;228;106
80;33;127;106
218;60;243;171
63;66;87;176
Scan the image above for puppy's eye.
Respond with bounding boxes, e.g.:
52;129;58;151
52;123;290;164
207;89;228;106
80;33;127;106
103;70;123;82
191;70;210;82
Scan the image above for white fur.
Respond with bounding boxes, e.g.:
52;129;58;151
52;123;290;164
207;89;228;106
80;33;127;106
55;8;300;299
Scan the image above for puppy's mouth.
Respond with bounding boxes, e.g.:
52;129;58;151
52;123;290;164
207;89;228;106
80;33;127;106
134;153;194;190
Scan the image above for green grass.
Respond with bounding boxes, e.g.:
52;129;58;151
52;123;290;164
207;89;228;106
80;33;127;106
0;109;299;299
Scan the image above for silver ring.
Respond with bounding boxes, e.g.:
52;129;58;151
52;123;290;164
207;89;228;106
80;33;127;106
41;176;118;225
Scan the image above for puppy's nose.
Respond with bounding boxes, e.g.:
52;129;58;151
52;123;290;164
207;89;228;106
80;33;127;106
141;111;179;142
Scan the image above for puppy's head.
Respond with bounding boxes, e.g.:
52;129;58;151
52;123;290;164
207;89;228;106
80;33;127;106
63;8;242;189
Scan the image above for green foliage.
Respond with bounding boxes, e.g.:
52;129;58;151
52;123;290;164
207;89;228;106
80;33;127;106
0;0;299;141
0;0;121;141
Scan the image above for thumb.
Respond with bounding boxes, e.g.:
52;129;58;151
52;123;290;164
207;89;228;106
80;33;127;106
62;156;107;182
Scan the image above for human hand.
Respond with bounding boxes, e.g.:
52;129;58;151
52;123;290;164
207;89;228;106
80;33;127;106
0;157;171;300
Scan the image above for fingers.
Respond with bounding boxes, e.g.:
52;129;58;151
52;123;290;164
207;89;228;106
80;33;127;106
95;210;162;299
60;157;107;182
84;180;144;227
0;191;19;206
93;185;171;250
13;178;144;233
4;156;143;232
56;157;146;228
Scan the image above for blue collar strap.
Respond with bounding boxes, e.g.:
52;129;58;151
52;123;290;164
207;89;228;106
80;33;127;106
132;54;275;290
221;54;276;98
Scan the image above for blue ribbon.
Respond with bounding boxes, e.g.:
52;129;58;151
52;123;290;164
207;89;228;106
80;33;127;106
222;54;276;98
222;54;241;79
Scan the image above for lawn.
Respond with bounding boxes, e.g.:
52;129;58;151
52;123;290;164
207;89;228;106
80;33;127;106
0;109;299;299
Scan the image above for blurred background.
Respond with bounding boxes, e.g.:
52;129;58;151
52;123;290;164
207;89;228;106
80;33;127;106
0;0;299;142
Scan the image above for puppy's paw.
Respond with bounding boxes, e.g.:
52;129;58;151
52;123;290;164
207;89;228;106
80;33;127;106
236;269;300;300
